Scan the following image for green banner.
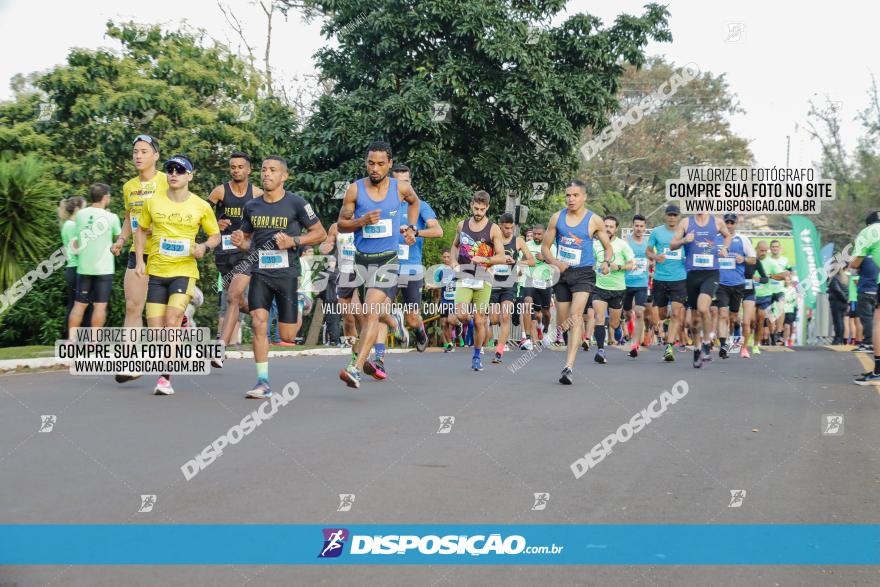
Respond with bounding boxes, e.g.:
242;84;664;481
789;215;823;309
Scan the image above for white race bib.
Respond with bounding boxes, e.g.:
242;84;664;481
130;215;139;231
398;244;410;260
159;237;190;257
443;287;456;301
663;247;683;260
745;278;754;290
494;264;511;276
221;234;237;251
532;278;548;289
461;277;484;289
693;253;714;268
718;257;736;270
363;218;392;238
339;243;356;273
631;258;648;274
558;245;582;266
258;249;289;269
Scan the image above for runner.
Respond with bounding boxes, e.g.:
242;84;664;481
623;214;650;358
669;212;732;368
521;224;555;349
134;155;220;395
451;190;506;372
741;240;769;356
67;184;122;333
231;156;326;397
59;196;86;335
543;180;612;384
782;273;798;347
208;152;263;367
646;205;688;362
753;241;788;353
766;240;792;345
488;212;535;364
337;141;420;389
372;163;443;361
111;134;168;383
715;214;756;359
319;222;360;348
590;216;635;364
851;212;880;384
431;251;458;352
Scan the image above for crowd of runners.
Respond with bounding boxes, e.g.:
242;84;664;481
55;134;880;397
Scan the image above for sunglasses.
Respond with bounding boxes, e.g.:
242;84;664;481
165;164;189;175
725;220;736;224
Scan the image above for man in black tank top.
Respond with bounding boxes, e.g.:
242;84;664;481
488;212;535;364
208;152;264;364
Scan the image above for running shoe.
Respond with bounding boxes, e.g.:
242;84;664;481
392;309;410;347
339;366;361;389
245;380;272;399
153;376;174;395
692;349;702;369
751;345;762;355
719;344;728;360
663;344;675;362
115;372;142;384
854;343;873;353
492;352;503;364
363;359;386;381
520;339;534;351
559;367;573;385
415;328;428;352
740;346;750;359
472;356;484;371
854;372;880;385
594;349;607;364
701;342;713;365
211;358;224;369
628;344;639;358
582;339;591;352
444;343;455;353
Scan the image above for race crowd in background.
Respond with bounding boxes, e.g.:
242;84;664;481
54;134;880;397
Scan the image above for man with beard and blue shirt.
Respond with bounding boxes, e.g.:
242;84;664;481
714;214;756;359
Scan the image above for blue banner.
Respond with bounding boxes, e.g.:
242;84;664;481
1;525;878;565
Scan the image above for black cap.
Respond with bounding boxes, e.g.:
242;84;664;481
866;210;880;226
133;134;159;152
665;204;680;215
723;213;738;223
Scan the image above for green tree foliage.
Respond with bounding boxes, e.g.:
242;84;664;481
579;57;752;219
291;0;671;218
0;22;299;343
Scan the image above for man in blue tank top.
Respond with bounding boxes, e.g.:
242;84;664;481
542;179;613;385
715;214;756;359
337;141;420;389
670;212;732;368
624;214;651;358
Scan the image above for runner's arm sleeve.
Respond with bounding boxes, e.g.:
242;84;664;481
742;238;756;258
755;259;768;281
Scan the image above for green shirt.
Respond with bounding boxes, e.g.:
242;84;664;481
854;222;880;279
75;207;121;275
783;287;798;313
594;237;634;291
61;220;78;268
848;274;859;302
527;239;556;286
755;255;788;297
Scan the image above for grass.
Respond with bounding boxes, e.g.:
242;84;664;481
0;346;56;360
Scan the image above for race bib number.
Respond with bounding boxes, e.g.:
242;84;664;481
745;279;754;291
693;253;714;268
443;287;456;301
631;258;648;274
718;256;736;270
663;247;683;260
130;215;139;231
339;243;356;273
159;237;190;257
558;245;582;266
532;278;548;289
461;277;484;289
398;244;410;260
494;264;511;276
258;249;289;269
221;234;237;251
363;218;392;238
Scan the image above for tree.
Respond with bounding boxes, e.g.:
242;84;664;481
0;21;299;343
290;0;671;218
579;56;752;218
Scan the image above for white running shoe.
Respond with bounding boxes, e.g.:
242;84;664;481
153;376;174;395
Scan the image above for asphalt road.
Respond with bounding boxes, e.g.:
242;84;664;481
1;344;878;586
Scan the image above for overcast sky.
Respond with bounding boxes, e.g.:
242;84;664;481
1;0;875;169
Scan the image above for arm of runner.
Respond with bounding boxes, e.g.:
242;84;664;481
669;218;691;249
519;237;536;267
133;198;151;278
417;217;443;239
450;220;463;263
399;181;420;244
717;216;732;255
741;237;757;265
477;224;507;266
209;185;232;232
294;197;327;247
318;223;337;255
618;242;636;272
337;183;372;233
232;202;253;251
194;204;221;259
591;214;613;268
542;212;563;270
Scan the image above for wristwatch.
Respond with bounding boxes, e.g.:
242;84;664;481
293;236;301;248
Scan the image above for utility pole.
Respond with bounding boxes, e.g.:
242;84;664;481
786;135;791;167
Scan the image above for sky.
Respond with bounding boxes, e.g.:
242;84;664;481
0;0;876;169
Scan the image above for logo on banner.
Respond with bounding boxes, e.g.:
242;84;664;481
319;528;349;558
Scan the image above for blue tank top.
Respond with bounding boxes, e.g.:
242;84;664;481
684;216;721;271
354;178;400;254
719;235;747;286
554;209;595;268
625;235;649;287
